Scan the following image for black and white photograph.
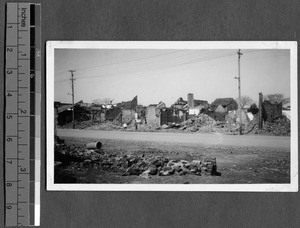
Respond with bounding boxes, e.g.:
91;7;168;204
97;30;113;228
47;41;297;191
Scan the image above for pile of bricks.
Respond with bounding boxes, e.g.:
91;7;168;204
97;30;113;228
55;143;219;178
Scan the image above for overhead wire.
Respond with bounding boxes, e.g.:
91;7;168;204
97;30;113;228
55;49;283;83
67;50;238;81
54;50;221;82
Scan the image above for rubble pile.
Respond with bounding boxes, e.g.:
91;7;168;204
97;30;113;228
55;142;219;178
245;115;290;136
60;120;94;129
179;114;215;132
180;114;233;134
88;121;123;131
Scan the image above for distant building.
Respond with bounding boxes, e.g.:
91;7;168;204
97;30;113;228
136;105;147;121
160;107;188;125
225;109;249;124
146;102;166;126
187;93;194;108
214;104;227;113
171;97;188;110
121;96;138;124
54;101;91;126
105;107;122;123
210;98;238;112
187;93;209;115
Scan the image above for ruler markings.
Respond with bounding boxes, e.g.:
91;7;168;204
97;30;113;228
16;3;20;226
6;3;40;226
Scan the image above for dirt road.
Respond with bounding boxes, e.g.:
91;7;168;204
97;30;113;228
57;129;290;148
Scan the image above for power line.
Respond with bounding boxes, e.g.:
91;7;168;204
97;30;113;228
54;50;226;78
55;50;237;83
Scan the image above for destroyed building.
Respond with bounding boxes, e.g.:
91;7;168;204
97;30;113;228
105;107;122;123
171;97;188;110
211;98;238;111
262;100;282;122
160;108;188;125
78;101;105;123
121;96;138;124
54;101;91;126
187;93;209;115
146;102;166;126
208;98;238;121
89;105;105;123
136;105;147;121
225;109;249;125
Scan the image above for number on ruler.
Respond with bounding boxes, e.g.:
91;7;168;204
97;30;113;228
6;160;13;164
7;137;13;142
20;167;26;172
20;109;27;114
6;182;12;187
7;70;13;74
7;47;13;52
7;93;12;97
7;115;13;119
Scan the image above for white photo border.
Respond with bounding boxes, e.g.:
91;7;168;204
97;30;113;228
46;41;298;192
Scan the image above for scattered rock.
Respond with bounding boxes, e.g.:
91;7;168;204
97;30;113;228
55;141;219;177
140;170;151;179
148;165;158;175
126;164;141;175
159;168;175;176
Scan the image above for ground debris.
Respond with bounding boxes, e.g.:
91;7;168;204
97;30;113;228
55;142;220;178
58;113;289;136
245;115;290;136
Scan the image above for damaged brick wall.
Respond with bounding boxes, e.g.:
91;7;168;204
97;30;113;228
263;101;282;122
106;107;122;122
161;108;187;125
146;106;160;126
122;109;136;124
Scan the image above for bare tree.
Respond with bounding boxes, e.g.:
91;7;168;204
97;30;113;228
264;93;290;104
92;98;114;105
236;96;254;108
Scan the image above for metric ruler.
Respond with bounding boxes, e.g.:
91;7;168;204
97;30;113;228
5;3;41;226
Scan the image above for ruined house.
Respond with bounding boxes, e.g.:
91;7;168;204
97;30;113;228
187;93;209;115
54;101;91;126
211;98;238;112
160;108;188;125
146;102;166;126
136;105;147;121
225;109;249;125
105;107;122;123
89;105;105;123
121;96;138;124
214;105;227;113
171;97;188;110
262;100;282;122
77;101;105;123
206;98;238;121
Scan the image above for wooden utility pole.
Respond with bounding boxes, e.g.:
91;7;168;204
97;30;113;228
237;49;243;135
69;70;76;129
258;92;263;130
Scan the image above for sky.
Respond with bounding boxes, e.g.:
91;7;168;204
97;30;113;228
54;48;290;107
